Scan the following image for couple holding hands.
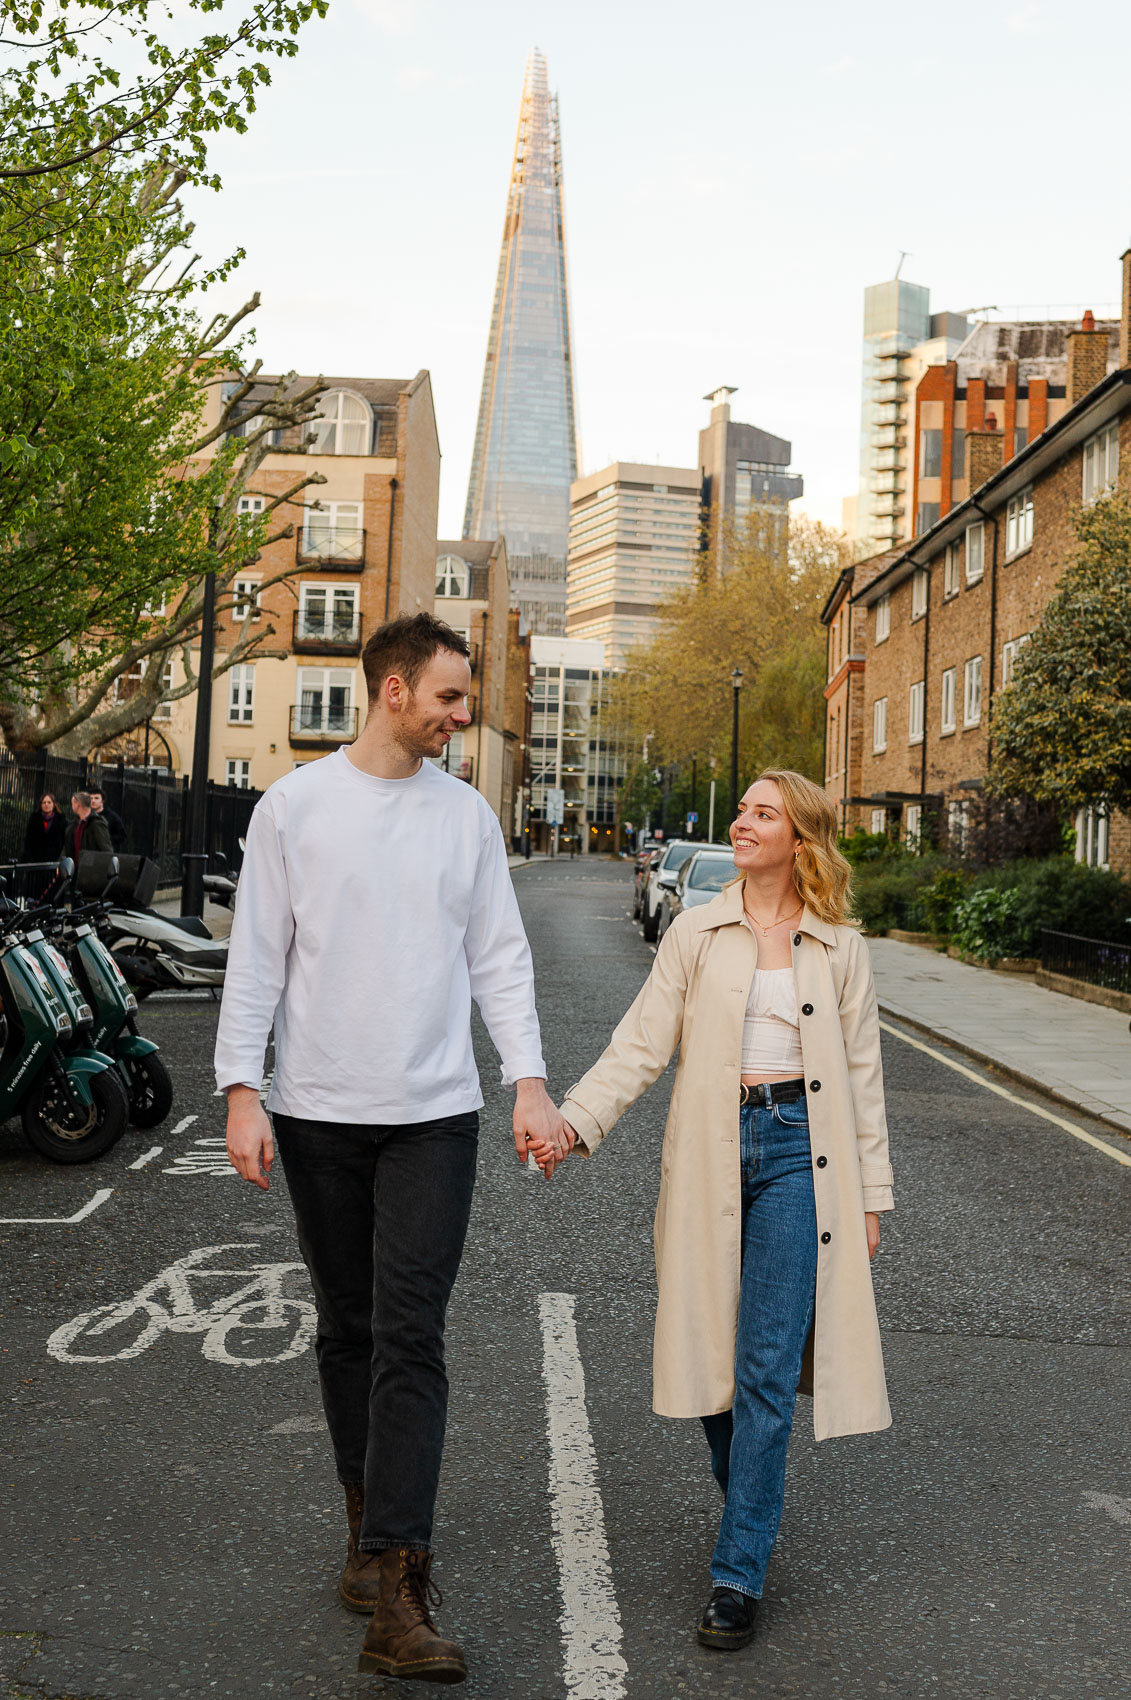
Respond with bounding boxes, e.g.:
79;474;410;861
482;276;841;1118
216;614;893;1686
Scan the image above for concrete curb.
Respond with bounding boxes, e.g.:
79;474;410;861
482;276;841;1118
878;997;1131;1143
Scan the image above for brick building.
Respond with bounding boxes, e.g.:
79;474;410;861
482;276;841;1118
433;537;517;830
824;246;1131;873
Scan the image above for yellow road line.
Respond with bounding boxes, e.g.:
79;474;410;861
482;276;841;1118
878;1019;1131;1169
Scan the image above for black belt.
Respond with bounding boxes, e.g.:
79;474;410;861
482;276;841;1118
739;1078;806;1107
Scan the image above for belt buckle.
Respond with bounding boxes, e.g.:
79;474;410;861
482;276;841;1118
739;1083;750;1105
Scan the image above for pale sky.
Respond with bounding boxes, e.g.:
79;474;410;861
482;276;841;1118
187;0;1130;539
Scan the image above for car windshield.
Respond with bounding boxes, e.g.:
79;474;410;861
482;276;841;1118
688;856;737;891
661;843;698;873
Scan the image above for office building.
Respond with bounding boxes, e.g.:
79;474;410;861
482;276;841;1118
566;462;701;667
699;387;803;562
527;635;626;853
463;50;580;637
432;537;517;829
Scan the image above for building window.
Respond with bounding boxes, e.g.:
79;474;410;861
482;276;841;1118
871;808;886;835
1082;422;1119;503
872;696;888;753
228;664;254;724
944;543;961;599
965;521;985;583
232;577;261;621
307;389;373;456
237;495;265;517
908;680;925;744
920;429;943;479
296;667;353;734
1002;634;1031;685
436;554;470;597
1076;806;1109;869
904;803;923;850
299;582;359;641
1013;426;1027;458
948;799;971;854
304;500;364;562
151;657;175;722
964;656;983;727
916;502;940;536
225;759;251;788
940;667;957;734
952;428;965;475
911;568;929;621
874;593;891;643
1005;487;1034;558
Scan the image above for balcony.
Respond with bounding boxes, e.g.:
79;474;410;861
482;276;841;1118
296;527;366;569
292;610;364;656
289;705;359;746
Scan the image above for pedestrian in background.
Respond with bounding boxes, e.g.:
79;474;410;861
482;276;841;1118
21;792;66;864
217;612;571;1687
64;791;112;867
88;787;126;851
560;768;893;1651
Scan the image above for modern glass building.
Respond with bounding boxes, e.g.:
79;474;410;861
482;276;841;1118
463;51;580;637
527;636;627;852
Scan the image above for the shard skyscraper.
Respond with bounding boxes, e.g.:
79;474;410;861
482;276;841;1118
463;50;580;636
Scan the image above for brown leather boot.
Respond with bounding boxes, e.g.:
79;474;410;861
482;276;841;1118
339;1484;385;1614
356;1547;467;1684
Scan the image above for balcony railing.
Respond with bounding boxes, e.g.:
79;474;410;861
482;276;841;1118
296;527;366;568
289;705;359;745
292;610;364;655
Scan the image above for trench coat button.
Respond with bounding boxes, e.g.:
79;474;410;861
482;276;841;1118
793;933;802;946
821;1231;831;1244
801;1002;814;1016
816;1155;828;1168
809;1079;821;1092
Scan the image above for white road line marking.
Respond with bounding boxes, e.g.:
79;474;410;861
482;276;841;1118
128;1146;163;1170
538;1292;628;1700
879;1019;1131;1168
168;1114;199;1139
1082;1490;1131;1526
1;1187;114;1226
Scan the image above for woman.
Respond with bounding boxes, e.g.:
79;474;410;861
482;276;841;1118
21;792;66;864
560;769;893;1650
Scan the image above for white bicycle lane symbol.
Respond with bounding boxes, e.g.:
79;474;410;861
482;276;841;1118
46;1243;317;1366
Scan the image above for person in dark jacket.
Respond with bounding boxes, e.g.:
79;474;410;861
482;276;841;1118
64;792;113;864
21;792;67;864
88;787;126;851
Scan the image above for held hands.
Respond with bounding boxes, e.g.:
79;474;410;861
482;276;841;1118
865;1212;880;1261
226;1084;274;1189
513;1077;576;1178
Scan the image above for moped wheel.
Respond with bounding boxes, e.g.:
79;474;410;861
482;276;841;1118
124;1052;174;1129
21;1067;130;1164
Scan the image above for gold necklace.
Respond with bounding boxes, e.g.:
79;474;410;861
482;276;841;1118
742;899;803;937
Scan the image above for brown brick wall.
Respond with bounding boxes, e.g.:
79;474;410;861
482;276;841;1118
858;570;929;809
1121;248;1131;370
965;430;1003;490
1066;324;1109;407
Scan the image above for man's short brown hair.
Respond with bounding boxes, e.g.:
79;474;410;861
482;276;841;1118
361;613;471;703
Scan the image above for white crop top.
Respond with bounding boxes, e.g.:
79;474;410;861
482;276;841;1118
741;967;804;1075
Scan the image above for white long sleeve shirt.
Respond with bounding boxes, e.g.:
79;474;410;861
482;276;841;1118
213;749;546;1122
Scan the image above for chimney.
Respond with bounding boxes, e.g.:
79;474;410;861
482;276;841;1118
1066;309;1109;406
965;429;1003;493
1121;246;1131;369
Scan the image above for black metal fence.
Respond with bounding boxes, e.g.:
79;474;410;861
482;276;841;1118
0;751;260;885
1040;929;1131;995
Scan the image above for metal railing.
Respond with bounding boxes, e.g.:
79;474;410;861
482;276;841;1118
292;610;364;654
289;705;359;743
296;527;366;567
1040;929;1131;995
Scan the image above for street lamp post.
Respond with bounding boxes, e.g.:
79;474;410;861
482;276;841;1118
730;666;744;824
181;511;221;918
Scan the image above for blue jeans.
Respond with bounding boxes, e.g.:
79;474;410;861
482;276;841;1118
700;1095;818;1599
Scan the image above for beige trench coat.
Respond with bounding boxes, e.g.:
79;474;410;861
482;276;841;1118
560;878;894;1442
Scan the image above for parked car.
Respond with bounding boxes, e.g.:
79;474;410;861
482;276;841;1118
657;848;739;941
641;838;730;942
631;847;663;920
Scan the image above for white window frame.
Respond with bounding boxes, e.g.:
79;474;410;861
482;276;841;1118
963;656;983;727
872;696;888;753
874;593;891;643
228;663;255;725
232;576;262;621
948;799;971;853
904;803;922;850
151;657;175;722
944;543;961;599
296;666;354;734
1005;487;1034;559
297;582;359;640
965;521;985;584
225;759;251;789
1002;634;1031;686
870;808;886;835
1075;806;1110;869
237;495;265;517
1082;422;1119;504
307;389;373;456
908;680;925;744
303;500;364;560
940;666;957;735
911;569;929;622
436;554;470;598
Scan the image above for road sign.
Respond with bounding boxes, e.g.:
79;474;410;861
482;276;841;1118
546;787;565;826
687;812;699;824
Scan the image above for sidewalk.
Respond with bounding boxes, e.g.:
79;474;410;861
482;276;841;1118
868;936;1131;1138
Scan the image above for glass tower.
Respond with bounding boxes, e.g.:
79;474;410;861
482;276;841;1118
463;50;580;636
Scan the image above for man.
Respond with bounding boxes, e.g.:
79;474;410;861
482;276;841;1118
215;613;571;1686
88;787;126;851
64;792;112;865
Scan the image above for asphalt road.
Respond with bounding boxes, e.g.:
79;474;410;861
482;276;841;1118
1;859;1129;1700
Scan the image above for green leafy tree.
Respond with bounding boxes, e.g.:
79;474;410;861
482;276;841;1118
991;494;1131;812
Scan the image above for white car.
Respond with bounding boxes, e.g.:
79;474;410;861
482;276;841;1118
641;838;731;941
657;848;739;941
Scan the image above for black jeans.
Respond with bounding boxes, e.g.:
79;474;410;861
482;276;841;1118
273;1110;479;1553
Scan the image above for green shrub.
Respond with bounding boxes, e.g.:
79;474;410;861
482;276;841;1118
838;829;898;868
971;857;1131;955
920;868;972;936
951;889;1028;965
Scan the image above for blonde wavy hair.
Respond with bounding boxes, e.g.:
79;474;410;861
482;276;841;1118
754;768;853;926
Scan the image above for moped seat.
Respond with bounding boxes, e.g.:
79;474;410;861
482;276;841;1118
159;915;212;939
